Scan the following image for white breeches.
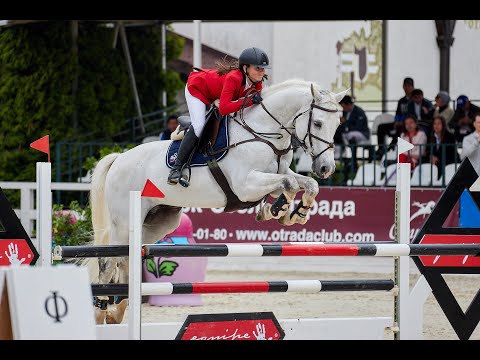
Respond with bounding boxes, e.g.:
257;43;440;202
185;85;208;137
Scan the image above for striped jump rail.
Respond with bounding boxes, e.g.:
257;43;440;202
91;279;395;296
53;242;480;260
53;241;394;260
143;243;480;258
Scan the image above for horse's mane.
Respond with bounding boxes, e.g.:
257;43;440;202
261;78;312;97
262;78;339;109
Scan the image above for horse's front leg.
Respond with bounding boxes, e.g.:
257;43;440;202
235;170;300;222
282;169;319;225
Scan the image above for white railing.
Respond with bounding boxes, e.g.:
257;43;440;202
0;181;91;237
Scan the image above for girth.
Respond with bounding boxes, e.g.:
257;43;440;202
205;119;291;213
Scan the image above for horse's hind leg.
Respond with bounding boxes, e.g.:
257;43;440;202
142;204;183;244
93;257;118;324
106;257;129;324
104;206;183;324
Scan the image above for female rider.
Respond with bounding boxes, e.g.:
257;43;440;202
167;47;270;186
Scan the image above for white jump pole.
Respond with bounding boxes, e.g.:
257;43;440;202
394;139;412;340
36;162;52;267
128;190;142;340
394;138;432;340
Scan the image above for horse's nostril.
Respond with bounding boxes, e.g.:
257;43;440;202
320;166;328;174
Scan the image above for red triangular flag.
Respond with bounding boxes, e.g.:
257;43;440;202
30;135;50;162
141;179;165;198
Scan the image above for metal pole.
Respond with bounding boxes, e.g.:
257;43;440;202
161;22;167;110
382;20;388;113
193;20;202;68
119;21;145;134
71;20;79;130
435;20;456;93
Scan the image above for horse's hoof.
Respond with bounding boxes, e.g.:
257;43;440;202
278;214;295;226
95;307;107;324
105;299;129;324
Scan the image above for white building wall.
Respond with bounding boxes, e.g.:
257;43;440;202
172;21;273;66
172;20;480;108
386;20;439;106
451;20;480;102
271;21;368;89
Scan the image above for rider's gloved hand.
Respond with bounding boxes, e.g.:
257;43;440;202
251;93;263;104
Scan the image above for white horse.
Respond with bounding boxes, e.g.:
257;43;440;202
88;79;347;322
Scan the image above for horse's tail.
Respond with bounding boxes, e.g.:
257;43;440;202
86;153;120;282
90;153;120;246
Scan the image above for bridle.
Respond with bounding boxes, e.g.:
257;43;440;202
237;83;339;163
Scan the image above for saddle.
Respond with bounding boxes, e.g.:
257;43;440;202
171;105;222;153
166;108;230;168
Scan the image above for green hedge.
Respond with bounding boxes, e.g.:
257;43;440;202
0;21;185;205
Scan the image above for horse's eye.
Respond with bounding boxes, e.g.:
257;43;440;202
313;120;322;128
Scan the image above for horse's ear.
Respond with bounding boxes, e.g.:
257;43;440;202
335;88;350;103
311;83;324;102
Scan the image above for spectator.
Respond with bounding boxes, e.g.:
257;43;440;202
334;95;370;167
400;114;427;169
159;115;179;141
449;95;479;143
408;88;433;135
461;114;480;175
426;116;458;179
432;91;454;126
376;77;415;158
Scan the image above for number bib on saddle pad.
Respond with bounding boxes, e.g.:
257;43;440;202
165;115;230;168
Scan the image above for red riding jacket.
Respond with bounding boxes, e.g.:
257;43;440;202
186;68;263;116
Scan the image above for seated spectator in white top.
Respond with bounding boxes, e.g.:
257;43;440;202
461;114;480;175
400;114;428;169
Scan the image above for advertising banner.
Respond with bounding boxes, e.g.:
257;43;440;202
184;188;458;244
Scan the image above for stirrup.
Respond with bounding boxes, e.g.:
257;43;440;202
178;173;190;188
167;168;182;185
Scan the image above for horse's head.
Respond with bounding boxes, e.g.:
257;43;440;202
294;84;349;179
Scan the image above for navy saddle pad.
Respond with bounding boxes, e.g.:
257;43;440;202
166;116;229;168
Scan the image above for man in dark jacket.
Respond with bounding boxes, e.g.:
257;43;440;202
376;77;414;158
407;88;433;134
334;95;370;166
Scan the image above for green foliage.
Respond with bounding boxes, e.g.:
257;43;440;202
75;22;131;137
0;21;185;189
0;22;76;187
51;200;93;246
127;25;185;113
83;144;135;172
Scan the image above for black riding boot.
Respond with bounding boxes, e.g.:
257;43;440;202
167;125;199;186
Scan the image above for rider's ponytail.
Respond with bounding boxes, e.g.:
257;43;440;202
215;56;239;75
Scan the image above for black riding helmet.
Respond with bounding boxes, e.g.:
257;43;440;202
239;47;271;69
